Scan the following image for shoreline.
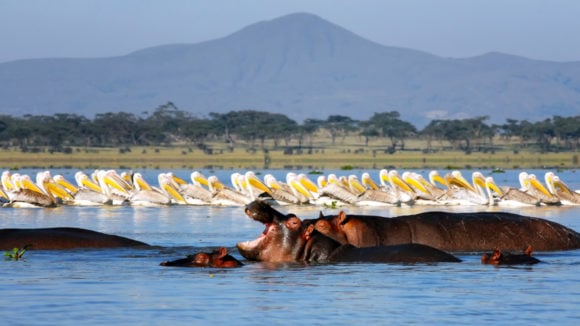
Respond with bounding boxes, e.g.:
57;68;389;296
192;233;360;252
0;146;578;170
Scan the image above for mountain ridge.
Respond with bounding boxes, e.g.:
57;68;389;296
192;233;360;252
1;12;579;127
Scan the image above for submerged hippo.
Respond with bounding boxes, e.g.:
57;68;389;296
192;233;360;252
310;208;580;252
237;201;460;264
481;245;540;265
160;247;244;268
0;227;150;250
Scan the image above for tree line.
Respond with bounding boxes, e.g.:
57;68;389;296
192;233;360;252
0;102;579;154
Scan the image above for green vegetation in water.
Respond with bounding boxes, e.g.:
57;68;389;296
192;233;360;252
324;201;339;209
4;246;28;261
308;170;324;175
340;165;354;170
491;168;505;173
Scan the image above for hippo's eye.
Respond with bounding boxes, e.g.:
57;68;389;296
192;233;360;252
286;217;302;230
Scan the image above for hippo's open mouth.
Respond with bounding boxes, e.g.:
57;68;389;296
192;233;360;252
236;221;272;259
238;201;287;260
238;202;275;251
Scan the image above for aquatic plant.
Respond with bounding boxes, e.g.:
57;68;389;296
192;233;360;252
4;246;28;261
324;200;339;209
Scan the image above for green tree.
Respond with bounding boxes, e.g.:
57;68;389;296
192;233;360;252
322;115;358;145
296;119;323;147
367;111;417;151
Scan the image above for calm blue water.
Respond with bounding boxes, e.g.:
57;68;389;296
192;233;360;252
1;169;580;325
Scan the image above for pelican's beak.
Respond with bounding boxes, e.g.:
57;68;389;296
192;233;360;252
246;173;271;196
54;176;78;194
530;177;552;197
162;182;186;204
485;178;503;197
299;174;319;194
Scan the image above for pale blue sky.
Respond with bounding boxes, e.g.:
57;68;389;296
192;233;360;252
1;0;580;63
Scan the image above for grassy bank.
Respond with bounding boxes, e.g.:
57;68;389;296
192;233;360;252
1;142;578;171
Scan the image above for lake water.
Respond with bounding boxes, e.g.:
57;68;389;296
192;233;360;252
1;169;580;325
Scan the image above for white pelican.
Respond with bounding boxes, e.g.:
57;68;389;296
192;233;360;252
35;171;75;204
437;171;487;205
317;175;328;189
1;171;19;203
361;172;380;191
262;173;310;205
128;173;173;206
355;170;401;206
288;174;316;204
385;170;416;205
427;170;449;196
401;172;440;204
445;170;477;193
207;175;251;206
95;170;130;205
545;172;580;205
485;176;540;207
311;173;358;206
176;171;213;205
264;174;293;194
519;172;560;206
68;171;114;206
297;173;320;199
243;171;272;200
1;170;17;194
347;175;366;195
4;172;61;208
230;172;244;193
53;174;78;196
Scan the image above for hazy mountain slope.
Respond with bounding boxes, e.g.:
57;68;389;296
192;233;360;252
1;12;579;126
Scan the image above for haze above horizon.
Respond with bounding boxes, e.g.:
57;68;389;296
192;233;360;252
1;0;580;63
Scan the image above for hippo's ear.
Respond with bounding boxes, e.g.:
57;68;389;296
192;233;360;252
318;211;324;219
217;247;228;258
338;211;349;225
524;245;533;256
491;249;502;261
315;219;331;233
304;224;315;240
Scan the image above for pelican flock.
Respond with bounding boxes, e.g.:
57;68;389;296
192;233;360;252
1;169;579;208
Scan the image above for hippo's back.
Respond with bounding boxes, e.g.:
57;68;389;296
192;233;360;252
0;227;150;250
396;211;580;252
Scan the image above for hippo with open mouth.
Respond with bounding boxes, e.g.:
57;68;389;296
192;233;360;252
237;200;460;264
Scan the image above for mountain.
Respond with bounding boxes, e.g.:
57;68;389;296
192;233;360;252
1;12;580;127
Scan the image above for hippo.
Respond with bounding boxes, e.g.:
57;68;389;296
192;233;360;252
160;247;244;268
481;245;541;265
309;208;580;252
244;200;580;252
237;200;460;264
0;227;150;250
